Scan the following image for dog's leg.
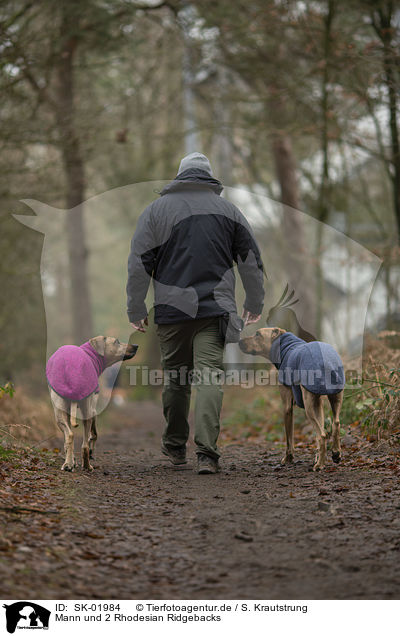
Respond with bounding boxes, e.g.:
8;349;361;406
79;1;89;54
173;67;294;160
89;417;98;460
302;388;326;471
81;419;94;471
328;390;343;463
55;406;75;472
279;384;295;464
79;397;95;471
87;394;98;460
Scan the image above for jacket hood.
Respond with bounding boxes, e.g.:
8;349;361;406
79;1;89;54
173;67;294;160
160;168;223;196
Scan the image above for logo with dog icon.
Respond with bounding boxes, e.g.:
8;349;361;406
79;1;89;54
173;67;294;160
3;602;50;633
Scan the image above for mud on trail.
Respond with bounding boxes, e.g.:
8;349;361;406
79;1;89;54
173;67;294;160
1;400;400;600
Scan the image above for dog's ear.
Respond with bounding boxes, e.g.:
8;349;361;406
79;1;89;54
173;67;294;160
89;336;106;356
271;327;285;340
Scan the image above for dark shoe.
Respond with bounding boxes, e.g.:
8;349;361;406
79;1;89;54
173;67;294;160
197;453;219;474
161;443;187;465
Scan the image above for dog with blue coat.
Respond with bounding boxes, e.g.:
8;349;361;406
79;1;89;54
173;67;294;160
239;327;345;471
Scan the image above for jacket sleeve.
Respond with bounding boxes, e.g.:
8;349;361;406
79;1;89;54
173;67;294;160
126;204;158;322
232;209;265;315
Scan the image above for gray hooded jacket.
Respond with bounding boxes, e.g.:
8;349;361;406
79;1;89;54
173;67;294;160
127;169;265;325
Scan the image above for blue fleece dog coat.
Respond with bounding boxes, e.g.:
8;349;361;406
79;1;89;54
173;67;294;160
269;332;345;409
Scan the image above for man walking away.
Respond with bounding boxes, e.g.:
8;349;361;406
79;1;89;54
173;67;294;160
127;152;264;474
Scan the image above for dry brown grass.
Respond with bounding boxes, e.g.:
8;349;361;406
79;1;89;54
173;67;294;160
360;332;400;439
0;389;56;446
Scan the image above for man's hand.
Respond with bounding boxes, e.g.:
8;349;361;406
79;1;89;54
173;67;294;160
242;309;262;327
130;317;148;333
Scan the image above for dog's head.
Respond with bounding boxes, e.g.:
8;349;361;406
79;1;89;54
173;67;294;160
89;336;138;367
239;327;286;358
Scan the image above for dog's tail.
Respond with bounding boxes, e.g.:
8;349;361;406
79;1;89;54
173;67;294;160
70;402;79;428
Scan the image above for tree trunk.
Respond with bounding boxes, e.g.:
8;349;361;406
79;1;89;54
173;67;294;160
272;132;316;335
372;3;400;242
382;29;400;241
55;23;93;344
315;0;335;338
180;5;201;154
212;66;233;185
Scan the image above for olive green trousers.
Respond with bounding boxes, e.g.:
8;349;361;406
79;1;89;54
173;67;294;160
157;317;224;460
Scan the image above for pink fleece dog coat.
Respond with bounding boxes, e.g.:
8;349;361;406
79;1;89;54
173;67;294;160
46;341;106;401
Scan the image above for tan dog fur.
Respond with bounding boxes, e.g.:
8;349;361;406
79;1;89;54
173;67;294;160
49;336;137;472
239;327;343;471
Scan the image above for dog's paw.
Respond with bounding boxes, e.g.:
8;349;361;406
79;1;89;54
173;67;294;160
83;463;94;472
61;462;75;472
281;453;294;465
312;463;325;472
331;451;341;464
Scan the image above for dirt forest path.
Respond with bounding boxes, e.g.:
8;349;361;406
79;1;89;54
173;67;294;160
1;400;400;600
